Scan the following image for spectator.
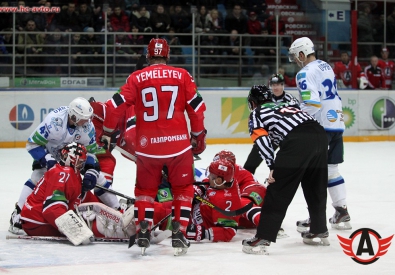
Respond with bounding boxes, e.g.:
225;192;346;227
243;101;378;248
247;11;262;35
333;51;366;89
17;20;46;73
205;8;225;34
110;6;130;32
377;47;395;89
130;6;152;36
0;28;13;75
373;14;384;55
16;1;34;31
252;27;276;67
70;33;86;74
150;4;171;33
43;28;68;74
125;0;139;16
200;31;221;75
248;0;267;21
357;2;374;59
249;64;270;86
94;5;113;32
170;4;192;35
278;67;296;87
225;4;248;34
129;25;145;55
0;2;12;29
53;2;80;32
161;27;185;66
195;5;210;33
194;0;217;10
82;27;103;75
77;2;94;31
365;55;387;90
41;1;57;31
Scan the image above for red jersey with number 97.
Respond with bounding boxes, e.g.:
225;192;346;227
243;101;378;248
104;64;206;158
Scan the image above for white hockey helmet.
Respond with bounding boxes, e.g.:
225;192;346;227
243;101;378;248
288;37;315;63
68;97;93;126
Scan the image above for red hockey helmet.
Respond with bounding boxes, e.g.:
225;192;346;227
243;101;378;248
213;150;236;165
146;38;170;59
208;159;235;187
60;142;88;172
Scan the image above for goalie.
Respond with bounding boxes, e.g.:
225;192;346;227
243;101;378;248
19;142;135;245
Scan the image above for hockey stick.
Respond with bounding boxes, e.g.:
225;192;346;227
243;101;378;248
113;145;137;162
194;195;253;217
6;235;130;243
95;185;135;204
128;212;172;248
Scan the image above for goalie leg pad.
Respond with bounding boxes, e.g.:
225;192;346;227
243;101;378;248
77;202;136;238
55;210;94;246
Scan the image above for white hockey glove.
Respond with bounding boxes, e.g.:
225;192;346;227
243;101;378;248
359;76;368;90
55;210;94;246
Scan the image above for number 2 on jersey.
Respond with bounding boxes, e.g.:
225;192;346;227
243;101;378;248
142;86;178;121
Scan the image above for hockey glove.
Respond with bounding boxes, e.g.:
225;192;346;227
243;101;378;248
100;131;112;150
39;153;57;170
82;169;99;192
186;224;210;242
190;129;207;155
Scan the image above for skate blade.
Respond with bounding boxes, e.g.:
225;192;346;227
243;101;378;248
303;237;330;246
276;230;289;239
173;247;188;256
331;221;352;230
8;225;25;235
296;225;309;233
242;245;269;255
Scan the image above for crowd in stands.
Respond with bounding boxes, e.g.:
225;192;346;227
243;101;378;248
0;0;289;76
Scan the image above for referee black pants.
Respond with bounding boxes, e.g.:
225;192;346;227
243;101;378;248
256;121;328;242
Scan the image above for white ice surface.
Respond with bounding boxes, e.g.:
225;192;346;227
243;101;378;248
0;143;394;274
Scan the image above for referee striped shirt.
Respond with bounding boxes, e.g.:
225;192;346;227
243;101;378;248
249;102;316;169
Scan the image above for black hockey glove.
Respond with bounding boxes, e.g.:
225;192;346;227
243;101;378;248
82;169;99;192
186;224;210;242
39;153;57;170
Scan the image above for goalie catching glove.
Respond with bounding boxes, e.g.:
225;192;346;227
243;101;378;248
186;224;212;242
190;129;207;155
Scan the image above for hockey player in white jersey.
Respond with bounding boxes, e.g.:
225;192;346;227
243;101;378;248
9;97;118;234
288;37;351;231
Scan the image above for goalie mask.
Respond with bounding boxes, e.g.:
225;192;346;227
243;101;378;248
213;150;236;165
247;85;273;111
146;38;170;60
68;97;93;127
60;142;88;172
208;159;234;188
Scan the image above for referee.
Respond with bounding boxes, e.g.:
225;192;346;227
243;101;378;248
242;85;329;255
243;73;299;174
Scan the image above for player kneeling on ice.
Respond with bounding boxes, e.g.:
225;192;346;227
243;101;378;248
19;142;130;245
185;158;242;243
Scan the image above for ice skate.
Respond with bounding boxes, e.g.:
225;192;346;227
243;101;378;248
137;220;151;255
276;227;289;239
301;230;330;246
329;205;352;230
171;221;190;256
242;236;270;255
9;203;24;235
296;217;310;233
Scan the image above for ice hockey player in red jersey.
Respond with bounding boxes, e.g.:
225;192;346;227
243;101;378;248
333;51;367;89
377;47;395;89
186;158;241;242
101;38;207;256
20;143;100;244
